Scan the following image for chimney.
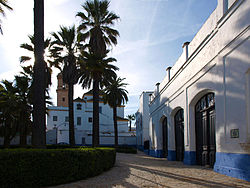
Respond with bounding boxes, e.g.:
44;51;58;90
149;93;152;103
182;41;190;61
223;0;228;14
155;83;160;95
166;66;172;82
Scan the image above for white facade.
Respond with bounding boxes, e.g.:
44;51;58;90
146;0;250;181
47;92;136;146
136;92;153;151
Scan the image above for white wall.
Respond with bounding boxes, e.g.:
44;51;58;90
46;93;132;145
136;91;153;148
149;0;250;154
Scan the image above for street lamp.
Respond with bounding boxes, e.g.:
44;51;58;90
53;122;67;144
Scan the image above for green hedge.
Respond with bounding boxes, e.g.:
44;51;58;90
0;148;116;188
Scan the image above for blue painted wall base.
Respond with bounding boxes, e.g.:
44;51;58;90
184;151;196;165
137;145;144;151
149;149;163;158
168;150;176;161
214;152;250;182
144;149;149;155
82;144;137;148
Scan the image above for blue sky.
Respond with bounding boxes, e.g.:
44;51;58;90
0;0;217;118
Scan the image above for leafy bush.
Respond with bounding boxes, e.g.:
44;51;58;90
0;147;116;188
46;144;86;149
0;145;33;149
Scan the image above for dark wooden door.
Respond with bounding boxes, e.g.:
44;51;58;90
195;93;216;167
175;109;184;161
195;110;203;165
208;108;216;167
162;118;168;157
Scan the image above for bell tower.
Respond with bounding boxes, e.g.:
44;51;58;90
56;73;68;107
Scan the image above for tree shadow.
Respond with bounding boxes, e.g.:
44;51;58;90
148;0;250;181
194;0;250;181
126;162;250;188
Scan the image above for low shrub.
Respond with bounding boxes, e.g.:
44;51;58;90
46;144;86;149
0;147;116;188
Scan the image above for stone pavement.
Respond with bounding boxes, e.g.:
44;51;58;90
49;151;250;188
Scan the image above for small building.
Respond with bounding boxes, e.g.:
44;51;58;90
144;0;250;181
46;74;136;146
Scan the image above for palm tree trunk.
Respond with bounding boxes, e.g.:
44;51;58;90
113;106;118;147
20;125;27;147
3;122;11;148
129;121;132;132
20;114;27;147
32;0;46;148
68;83;75;146
92;74;99;147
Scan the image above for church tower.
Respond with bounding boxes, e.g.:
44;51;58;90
56;73;68;107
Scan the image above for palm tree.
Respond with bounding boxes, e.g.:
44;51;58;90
20;34;52;89
49;25;80;146
103;75;128;147
77;0;120;56
0;76;34;147
0;0;12;34
14;75;32;146
77;0;120;146
78;51;118;147
33;0;46;148
20;34;51;147
0;80;19;147
127;114;135;132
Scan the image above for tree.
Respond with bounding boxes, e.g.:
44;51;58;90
127;114;135;132
0;80;19;147
20;34;52;89
14;75;32;146
33;0;46;148
0;0;12;34
20;33;51;147
77;0;120;146
78;51;118;147
49;25;80;146
103;75;128;147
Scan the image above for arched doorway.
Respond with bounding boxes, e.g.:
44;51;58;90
195;93;216;167
162;117;168;157
174;109;184;161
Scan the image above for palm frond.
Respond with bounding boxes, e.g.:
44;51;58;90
20;56;32;63
20;43;33;51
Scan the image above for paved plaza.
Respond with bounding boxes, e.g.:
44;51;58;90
50;151;250;188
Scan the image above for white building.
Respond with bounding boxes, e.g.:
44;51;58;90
147;0;250;181
46;74;136;146
136;92;153;151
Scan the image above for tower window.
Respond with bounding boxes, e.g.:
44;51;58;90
53;116;58;121
88;117;92;123
77;104;82;110
62;97;65;102
77;117;81;125
65;116;69;122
